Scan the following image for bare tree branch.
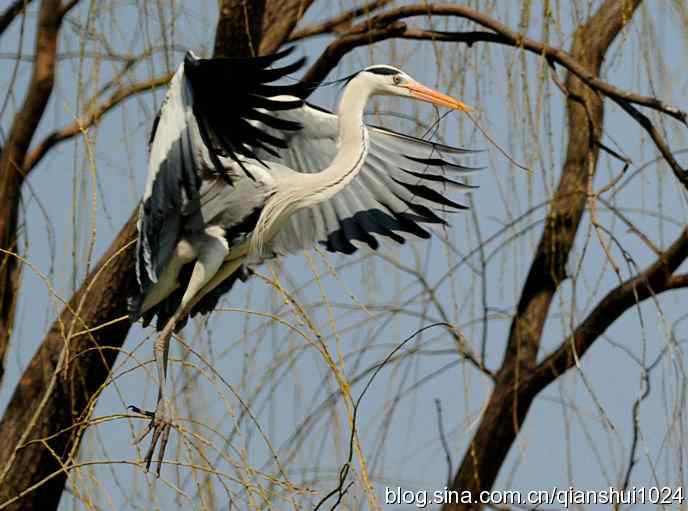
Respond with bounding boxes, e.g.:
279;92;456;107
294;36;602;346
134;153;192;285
667;273;688;289
23;73;173;173
361;3;686;125
534;228;688;387
0;0;32;37
260;0;316;54
60;0;79;15
399;28;510;46
302;21;408;84
611;98;688;189
289;0;394;42
214;0;265;58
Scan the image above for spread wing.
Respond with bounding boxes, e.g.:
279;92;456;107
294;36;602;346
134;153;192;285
135;49;306;297
256;102;480;256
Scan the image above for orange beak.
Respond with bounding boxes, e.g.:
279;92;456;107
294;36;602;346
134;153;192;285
405;82;472;112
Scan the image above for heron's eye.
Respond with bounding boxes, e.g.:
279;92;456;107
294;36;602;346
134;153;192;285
392;75;402;85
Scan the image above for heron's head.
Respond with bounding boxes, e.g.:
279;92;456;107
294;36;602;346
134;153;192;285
359;65;472;112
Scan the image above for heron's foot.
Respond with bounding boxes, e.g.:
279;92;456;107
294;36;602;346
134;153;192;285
129;401;173;477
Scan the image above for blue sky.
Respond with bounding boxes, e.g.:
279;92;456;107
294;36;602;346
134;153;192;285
1;1;687;509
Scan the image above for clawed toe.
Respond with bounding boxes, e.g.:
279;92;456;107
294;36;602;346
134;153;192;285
129;404;173;476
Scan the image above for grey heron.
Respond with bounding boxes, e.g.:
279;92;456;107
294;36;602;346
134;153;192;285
128;48;477;474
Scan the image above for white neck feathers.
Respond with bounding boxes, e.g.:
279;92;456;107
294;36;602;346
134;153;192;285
307;77;371;203
250;76;374;253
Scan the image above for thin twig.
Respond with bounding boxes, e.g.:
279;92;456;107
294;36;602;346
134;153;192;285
313;322;455;510
434;398;454;487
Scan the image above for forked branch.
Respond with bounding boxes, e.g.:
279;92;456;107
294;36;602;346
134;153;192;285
0;0;33;36
23;73;173;173
289;0;394;41
534;228;688;388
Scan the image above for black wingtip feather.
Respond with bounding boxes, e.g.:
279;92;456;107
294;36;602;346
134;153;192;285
399;168;479;189
403;155;483;173
391;177;469;210
184;48;306;173
244;109;302;131
256;56;306;82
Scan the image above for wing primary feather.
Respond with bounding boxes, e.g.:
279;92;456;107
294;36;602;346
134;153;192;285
253;56;306;81
391;177;469;210
184;46;296;71
184;48;305;178
248;95;303;111
149;110;161;148
397;199;447;224
398;168;478;189
402;155;483;173
235;120;289;149
375;202;431;239
240;137;281;159
226;149;258;180
243;109;302;131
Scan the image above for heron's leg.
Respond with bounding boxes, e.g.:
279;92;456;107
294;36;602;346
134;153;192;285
135;258;244;471
130;312;177;473
180;258;244;315
133;231;229;476
139;239;196;315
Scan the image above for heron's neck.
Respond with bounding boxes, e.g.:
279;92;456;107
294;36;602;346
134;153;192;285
300;78;372;205
250;79;373;254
